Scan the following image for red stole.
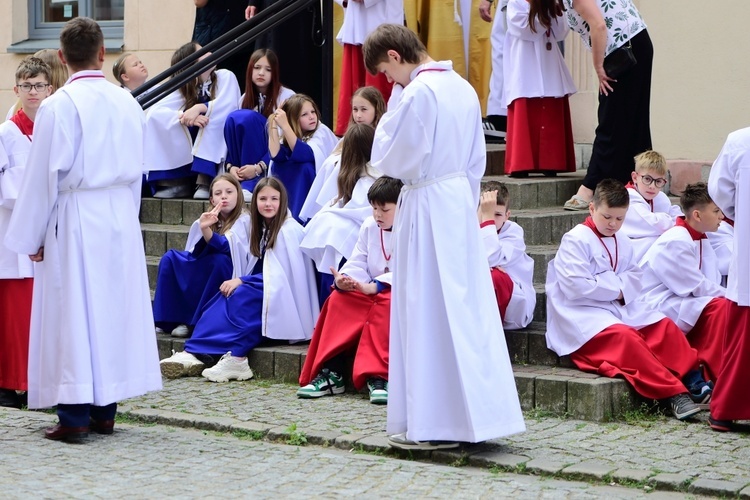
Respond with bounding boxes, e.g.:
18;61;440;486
9;109;33;139
675;216;706;268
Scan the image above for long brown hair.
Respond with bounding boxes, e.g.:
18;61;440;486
528;0;565;33
208;174;245;235
241;48;282;117
335;123;375;206
249;177;289;257
171;42;217;111
349;86;386;129
276;94;320;142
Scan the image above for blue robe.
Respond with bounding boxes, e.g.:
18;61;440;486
224;109;270;193
270;141;316;224
152;233;233;329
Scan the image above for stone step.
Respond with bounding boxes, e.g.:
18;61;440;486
142;223;191;257
154;333;636;422
511;208;588;246
482;171;584;210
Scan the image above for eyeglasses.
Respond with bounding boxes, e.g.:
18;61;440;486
18;83;50;93
638;174;667;188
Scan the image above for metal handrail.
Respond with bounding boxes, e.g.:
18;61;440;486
133;0;318;110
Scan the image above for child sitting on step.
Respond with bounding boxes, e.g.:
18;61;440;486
619;150;682;263
297;176;402;404
545;179;711;421
152;174;250;338
479;181;535;330
159;177;318;382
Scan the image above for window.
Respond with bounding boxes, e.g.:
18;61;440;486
30;0;124;39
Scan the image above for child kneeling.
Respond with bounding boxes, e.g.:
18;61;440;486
545;179;710;421
297;176;402;404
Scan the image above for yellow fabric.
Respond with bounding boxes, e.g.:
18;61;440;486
332;0;494;121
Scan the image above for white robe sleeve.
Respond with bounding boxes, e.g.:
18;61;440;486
622;190;678;239
646;237;725;299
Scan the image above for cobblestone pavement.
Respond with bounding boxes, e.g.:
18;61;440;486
1;409;704;499
3;378;749;497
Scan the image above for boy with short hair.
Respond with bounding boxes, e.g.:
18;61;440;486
4;17;162;442
706;127;750;431
638;182;729;388
0;56;52;409
546;179;706;420
620;150;682;262
298;176;403;405
479;181;535;329
363;23;525;450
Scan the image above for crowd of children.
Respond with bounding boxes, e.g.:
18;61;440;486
1;16;747;447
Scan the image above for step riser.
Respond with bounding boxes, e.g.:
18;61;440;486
156;334;636;422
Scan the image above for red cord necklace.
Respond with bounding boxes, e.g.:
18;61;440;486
380;229;391;273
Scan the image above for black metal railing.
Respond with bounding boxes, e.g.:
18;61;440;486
132;0;328;116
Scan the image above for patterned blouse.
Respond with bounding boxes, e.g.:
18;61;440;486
562;0;647;56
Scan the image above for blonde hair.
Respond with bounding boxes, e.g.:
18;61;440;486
113;52;134;86
634;150;667;176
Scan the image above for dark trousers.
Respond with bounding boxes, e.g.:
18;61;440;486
57;403;117;427
583;29;654;190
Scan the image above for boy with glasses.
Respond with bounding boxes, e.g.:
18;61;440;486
0;56;51;409
620;150;683;262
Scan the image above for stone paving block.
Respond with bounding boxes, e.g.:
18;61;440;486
527;214;552;245
161;200;183;225
517;183;538;211
146;258;159;291
139;199;162;223
172;338;187;351
558;355;575;369
688;478;748;497
182;200;204;225
485;146;505;176
192;416;238;432
524;458;566;475
513;372;535;411
431;448;468;465
143;229;166;257
556;179;579;206
561;460;616;482
129;409;196;428
533;288;547;322
156;334;173;360
303;429;341;447
567;378;612;422
611;379;636;417
333;433;370;450
741;484;750;499
166;231;188;252
266;424;294;442
229;421;272;436
536;182;557;209
527;330;558;366
468;451;528;470
274;350;301;383
648;473;693;492
504;329;528;364
247;348;274;379
534;375;569;414
611;468;653;484
504;183;522;209
355;434;391;453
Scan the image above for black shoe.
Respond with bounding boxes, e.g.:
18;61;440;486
542;171;558;177
482;117;506;144
508;172;529;178
0;389;20;409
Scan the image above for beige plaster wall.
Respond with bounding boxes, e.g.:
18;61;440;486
0;0;194;114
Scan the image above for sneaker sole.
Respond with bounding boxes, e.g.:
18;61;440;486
673;406;702;420
160;362;187;379
388;439;459;451
185;363;206;378
202;371;253;383
709;418;732;432
369;396;388;405
296;386;346;399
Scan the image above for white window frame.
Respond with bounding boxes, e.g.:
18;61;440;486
29;0;124;39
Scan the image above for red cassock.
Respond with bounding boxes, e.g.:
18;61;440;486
710;302;750;420
687;297;730;382
299;288;390;389
490;267;514;320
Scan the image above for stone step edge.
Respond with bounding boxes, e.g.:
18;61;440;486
156;335;636;422
114;407;747;497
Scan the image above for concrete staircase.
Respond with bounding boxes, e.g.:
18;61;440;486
141;146;639;422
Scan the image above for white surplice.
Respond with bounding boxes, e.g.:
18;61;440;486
334;0;404;45
245;216;319;341
487;0;509;116
637;224;725;333
300;170;381;273
708;127;750;306
372;60;525;442
0;121;33;279
4;70;162;409
481;220;536;330
545;224;664;356
144;69;240;172
620;187;683;263
299;148;341;222
340;216;393;285
185;212;251;279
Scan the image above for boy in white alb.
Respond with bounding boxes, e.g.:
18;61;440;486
479;181;535;330
363;24;525;450
4;18;162;442
0;57;52;409
637;182;729;395
707;127;750;431
297;176;402;404
620;150;682;262
546;179;706;420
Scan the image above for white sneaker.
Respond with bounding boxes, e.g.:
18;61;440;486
160;350;205;379
155;327;165;334
171;324;190;338
193;185;210;200
201;352;254;383
242;189;252;201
